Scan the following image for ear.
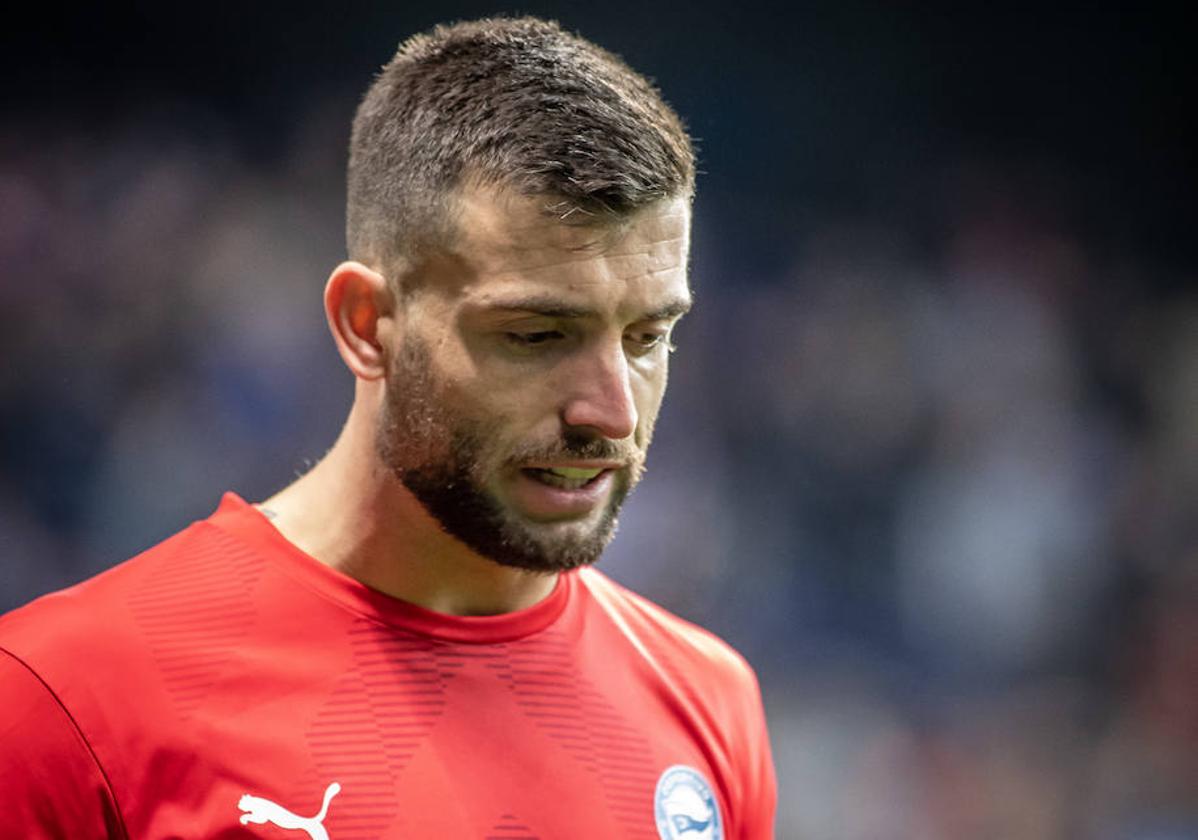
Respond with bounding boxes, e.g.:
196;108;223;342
324;260;394;380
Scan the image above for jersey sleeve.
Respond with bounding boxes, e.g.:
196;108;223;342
0;648;128;839
737;664;778;840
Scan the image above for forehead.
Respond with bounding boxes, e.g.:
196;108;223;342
427;186;692;315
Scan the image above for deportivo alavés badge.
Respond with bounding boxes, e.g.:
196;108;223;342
654;765;723;840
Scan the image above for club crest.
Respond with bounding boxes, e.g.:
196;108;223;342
654;765;723;840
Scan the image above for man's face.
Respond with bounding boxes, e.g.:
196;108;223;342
375;186;692;573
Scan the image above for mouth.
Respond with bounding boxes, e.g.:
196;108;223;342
509;462;622;520
521;465;609;490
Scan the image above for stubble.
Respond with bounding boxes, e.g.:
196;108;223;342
375;334;639;573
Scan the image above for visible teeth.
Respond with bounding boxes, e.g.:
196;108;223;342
547;466;603;480
529;467;604;490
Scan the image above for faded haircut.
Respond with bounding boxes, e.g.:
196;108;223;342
346;16;695;271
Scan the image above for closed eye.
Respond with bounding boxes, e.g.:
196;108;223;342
504;330;565;348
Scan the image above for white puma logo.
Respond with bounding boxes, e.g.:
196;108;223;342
237;781;341;840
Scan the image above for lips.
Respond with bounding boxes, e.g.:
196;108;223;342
509;464;619;520
522;466;605;490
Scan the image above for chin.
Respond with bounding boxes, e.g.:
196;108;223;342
485;511;619;574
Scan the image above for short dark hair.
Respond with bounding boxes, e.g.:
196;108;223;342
346;16;694;269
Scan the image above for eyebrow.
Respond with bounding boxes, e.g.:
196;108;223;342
479;295;693;322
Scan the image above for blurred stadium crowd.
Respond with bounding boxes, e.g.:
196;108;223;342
2;100;1195;838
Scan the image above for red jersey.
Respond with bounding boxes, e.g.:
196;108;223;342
0;494;776;839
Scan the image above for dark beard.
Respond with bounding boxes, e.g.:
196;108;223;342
375;335;635;573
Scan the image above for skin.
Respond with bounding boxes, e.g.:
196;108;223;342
260;184;692;616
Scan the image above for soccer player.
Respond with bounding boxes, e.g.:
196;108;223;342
0;17;776;839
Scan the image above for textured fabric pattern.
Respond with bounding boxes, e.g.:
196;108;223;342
0;493;776;838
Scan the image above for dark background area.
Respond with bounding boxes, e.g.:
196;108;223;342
3;4;1196;836
6;4;1196;273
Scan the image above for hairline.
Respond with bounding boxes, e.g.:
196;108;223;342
378;177;694;295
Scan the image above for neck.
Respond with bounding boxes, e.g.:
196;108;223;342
258;398;558;616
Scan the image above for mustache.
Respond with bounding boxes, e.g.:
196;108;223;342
506;432;640;467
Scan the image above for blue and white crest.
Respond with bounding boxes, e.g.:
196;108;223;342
654;764;723;840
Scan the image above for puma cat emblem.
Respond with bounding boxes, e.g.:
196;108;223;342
237;782;341;840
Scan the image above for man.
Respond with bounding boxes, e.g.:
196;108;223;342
0;17;776;839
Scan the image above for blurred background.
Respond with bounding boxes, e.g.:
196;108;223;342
2;3;1196;837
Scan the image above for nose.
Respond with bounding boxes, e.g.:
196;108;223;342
560;342;638;441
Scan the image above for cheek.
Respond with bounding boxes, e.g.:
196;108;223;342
632;367;669;446
443;375;553;463
451;370;535;425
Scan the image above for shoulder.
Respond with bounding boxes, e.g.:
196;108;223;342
573;568;777;831
2;524;188;659
0;649;126;836
574;567;761;695
0;499;267;699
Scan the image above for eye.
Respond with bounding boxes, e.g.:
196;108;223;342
625;330;674;356
504;330;564;349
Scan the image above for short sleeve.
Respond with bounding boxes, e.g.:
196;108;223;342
737;666;778;840
0;648;127;839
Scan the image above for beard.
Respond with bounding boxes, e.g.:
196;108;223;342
375;334;643;573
